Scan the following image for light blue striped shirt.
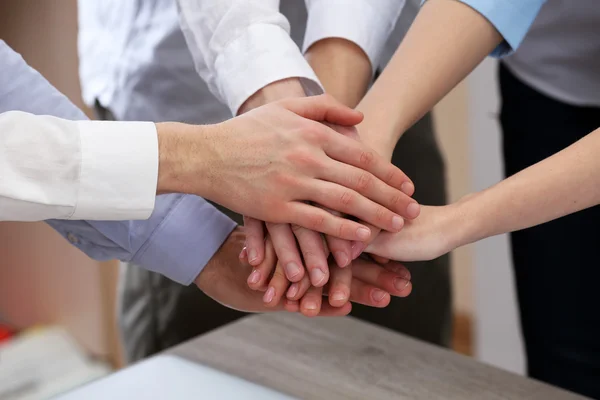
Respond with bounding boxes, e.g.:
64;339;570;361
0;41;236;285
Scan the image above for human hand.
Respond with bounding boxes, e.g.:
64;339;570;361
241;122;416;289
243;236;413;317
216;95;418;237
241;124;363;289
195;227;350;316
365;204;463;262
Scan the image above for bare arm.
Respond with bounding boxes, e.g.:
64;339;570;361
367;127;600;261
357;0;502;158
305;38;372;108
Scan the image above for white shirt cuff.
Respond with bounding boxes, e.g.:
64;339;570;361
213;24;323;115
72;120;158;220
303;0;405;74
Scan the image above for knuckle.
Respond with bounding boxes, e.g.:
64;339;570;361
273;169;297;187
291;223;304;234
375;206;388;222
308;213;326;230
273;266;287;281
390;193;404;207
301;123;325;143
339;190;353;207
337;222;346;239
359;150;374;167
386;168;397;184
301;250;319;265
356;172;372;192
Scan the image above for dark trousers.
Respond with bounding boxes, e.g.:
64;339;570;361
499;63;600;399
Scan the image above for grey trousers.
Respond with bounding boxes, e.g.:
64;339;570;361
97;103;451;363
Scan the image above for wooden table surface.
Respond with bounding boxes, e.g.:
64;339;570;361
169;313;587;400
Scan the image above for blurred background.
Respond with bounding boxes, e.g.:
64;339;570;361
0;0;523;397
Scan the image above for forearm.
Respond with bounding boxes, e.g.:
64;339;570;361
238;78;306;114
458;127;600;246
357;0;502;157
305;38;372;108
303;0;405;108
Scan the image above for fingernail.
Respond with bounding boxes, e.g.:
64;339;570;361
401;182;415;195
248;269;260;285
239;247;247;260
351;242;365;260
356;227;371;241
392;216;404;231
331;291;347;302
394;278;410;291
248;248;258;264
406;202;420;219
372;289;387;302
310;268;326;286
285;262;302;279
334;251;349;268
263;287;275;303
398;269;411;280
304;300;318;310
287;283;299;298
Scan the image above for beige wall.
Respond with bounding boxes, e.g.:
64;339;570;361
0;0;121;366
432;84;474;317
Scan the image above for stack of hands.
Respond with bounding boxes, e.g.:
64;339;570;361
186;91;433;317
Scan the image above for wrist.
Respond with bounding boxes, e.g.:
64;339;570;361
357;124;398;161
155;122;214;198
238;78;306;114
452;192;489;248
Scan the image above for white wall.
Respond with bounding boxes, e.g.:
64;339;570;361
467;59;525;374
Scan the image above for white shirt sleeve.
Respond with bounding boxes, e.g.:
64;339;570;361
303;0;406;74
176;0;323;115
0;111;158;221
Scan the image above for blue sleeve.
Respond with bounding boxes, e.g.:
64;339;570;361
0;41;236;285
421;0;546;57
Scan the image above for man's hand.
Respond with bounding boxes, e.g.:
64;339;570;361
194;227;411;316
156;95;415;242
243;234;413;317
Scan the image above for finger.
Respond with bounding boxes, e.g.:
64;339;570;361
322;134;415;195
266;223;305;282
350;220;383;260
243;216;265;266
320;161;419;220
372;254;391;264
263;260;291;308
326;235;352;268
327;263;353;307
247;237;276;291
284;296;351;316
286;274;311;301
348;280;392;308
292;225;329;287
383;262;412;280
239;246;248;262
277;94;363;126
305;181;404;233
322;122;360;140
352;259;413;298
315;302;352;317
321;208;352;268
299;285;323;317
284;299;300;313
289;203;373;242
